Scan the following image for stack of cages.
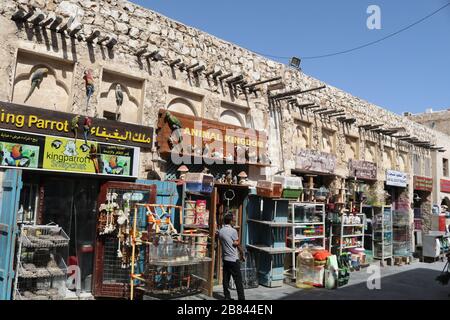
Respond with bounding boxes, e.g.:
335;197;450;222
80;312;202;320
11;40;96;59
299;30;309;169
373;207;393;260
413;207;423;231
143;234;209;299
229;251;259;290
247;197;291;288
393;210;412;257
15;225;69;300
272;176;303;199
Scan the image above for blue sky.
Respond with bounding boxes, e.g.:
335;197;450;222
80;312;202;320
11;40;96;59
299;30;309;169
133;0;450;115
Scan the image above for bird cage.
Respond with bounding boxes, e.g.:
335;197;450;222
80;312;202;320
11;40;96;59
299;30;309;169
315;186;330;202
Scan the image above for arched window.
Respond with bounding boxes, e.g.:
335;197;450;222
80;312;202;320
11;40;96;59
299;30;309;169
167;98;197;116
219;110;244;127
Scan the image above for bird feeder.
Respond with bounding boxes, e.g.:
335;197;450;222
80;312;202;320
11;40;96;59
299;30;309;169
178;165;189;181
238;171;248;185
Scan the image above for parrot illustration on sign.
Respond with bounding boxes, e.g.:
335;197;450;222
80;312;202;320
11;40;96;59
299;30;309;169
115;84;124;120
5;145;35;167
24;68;49;103
105;156;127;175
63;141;78;157
51;140;63;149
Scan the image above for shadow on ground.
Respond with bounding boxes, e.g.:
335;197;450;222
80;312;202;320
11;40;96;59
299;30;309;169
280;268;450;300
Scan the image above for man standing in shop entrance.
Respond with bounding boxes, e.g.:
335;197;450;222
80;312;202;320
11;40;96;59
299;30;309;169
218;213;245;301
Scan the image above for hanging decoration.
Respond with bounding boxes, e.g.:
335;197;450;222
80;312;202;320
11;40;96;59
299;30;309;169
117;199;132;268
115;84;124;121
165;111;183;148
83;116;92;145
83;69;95;112
97;192;133;269
70;115;80;141
98;192;120;236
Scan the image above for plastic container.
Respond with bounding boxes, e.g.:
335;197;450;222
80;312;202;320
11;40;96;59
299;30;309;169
184;201;196;225
296;249;315;289
282;189;303;199
256;181;282;198
272;176;303;190
292;204;316;223
195;234;209;258
195;200;209;226
185;173;214;194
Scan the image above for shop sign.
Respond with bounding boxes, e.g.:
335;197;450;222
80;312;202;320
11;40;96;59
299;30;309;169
156;109;269;165
0;101;153;148
413;176;433;192
348;160;377;180
441;179;450;193
0;129;139;177
295;149;336;174
386;170;408;187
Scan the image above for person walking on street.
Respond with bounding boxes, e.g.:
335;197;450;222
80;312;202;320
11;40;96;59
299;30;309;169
218;213;245;301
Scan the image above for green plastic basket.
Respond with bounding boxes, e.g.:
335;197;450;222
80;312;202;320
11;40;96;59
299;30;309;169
282;189;303;199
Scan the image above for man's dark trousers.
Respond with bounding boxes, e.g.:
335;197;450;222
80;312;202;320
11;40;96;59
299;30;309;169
223;260;245;300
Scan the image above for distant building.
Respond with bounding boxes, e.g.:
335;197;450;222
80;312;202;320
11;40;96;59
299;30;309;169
406;108;450;136
407;110;450;211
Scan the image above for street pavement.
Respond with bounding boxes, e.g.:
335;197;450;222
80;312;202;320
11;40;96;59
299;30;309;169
211;261;450;300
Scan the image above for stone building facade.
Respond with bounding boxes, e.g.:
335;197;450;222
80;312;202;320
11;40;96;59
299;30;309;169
0;0;447;235
407;109;450;136
407;110;450;218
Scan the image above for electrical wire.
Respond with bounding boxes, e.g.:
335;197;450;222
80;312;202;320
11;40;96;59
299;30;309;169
252;2;450;61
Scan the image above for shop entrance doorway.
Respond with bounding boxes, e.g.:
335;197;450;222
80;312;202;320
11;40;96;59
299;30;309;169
21;172;101;293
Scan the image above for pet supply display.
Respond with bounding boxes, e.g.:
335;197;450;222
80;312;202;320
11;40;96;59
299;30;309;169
273;176;303;199
185;173;214;194
14;225;69;300
296;248;315;289
372;206;393;263
337;254;351;287
195;200;208;226
184;200;196;225
324;255;339;290
256;180;283;198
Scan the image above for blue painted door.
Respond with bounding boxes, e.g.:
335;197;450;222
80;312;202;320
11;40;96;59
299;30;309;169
0;169;23;300
136;180;180;225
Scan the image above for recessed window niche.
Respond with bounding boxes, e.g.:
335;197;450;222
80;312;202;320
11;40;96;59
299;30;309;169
99;70;144;124
13;50;73;112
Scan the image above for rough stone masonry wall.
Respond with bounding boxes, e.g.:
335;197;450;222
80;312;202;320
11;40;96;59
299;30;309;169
408;110;450;137
0;0;442;182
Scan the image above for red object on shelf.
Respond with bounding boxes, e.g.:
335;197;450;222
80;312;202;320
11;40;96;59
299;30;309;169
439;216;446;232
414;219;422;231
